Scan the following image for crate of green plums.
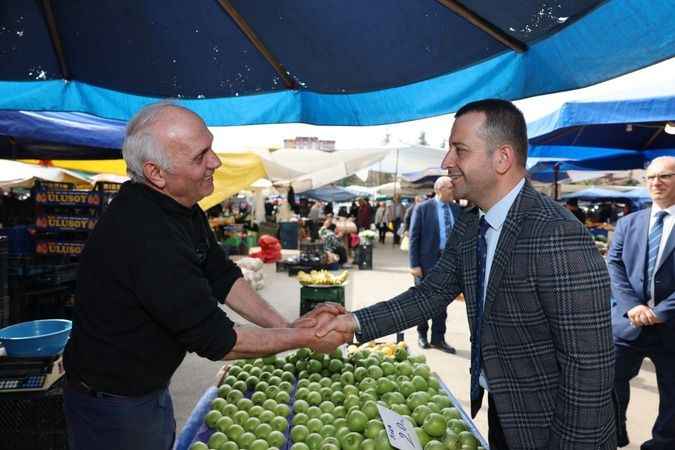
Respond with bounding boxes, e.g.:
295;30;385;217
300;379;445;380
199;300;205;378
179;344;488;450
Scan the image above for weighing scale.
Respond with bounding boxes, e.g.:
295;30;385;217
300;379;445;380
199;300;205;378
0;350;65;393
0;348;69;449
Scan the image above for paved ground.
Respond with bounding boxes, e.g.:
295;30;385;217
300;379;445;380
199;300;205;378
171;239;658;449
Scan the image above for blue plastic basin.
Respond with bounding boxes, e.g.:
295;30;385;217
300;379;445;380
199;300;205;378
0;319;72;358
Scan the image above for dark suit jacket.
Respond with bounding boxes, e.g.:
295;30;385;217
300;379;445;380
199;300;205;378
607;208;675;342
355;181;615;450
409;199;461;275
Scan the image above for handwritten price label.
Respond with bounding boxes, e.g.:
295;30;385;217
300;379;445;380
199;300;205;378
376;404;423;450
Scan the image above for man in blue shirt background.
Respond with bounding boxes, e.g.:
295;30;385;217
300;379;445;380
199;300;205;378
408;176;461;352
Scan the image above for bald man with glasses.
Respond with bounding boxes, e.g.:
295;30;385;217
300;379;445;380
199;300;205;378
608;156;675;450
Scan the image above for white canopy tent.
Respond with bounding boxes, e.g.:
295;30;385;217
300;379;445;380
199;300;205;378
371;181;425;197
251;147;392;192
367;145;447;174
0;159;92;189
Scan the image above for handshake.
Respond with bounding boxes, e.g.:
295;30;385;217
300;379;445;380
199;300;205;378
291;303;358;354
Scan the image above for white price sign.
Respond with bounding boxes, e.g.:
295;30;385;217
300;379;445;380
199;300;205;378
377;404;423;450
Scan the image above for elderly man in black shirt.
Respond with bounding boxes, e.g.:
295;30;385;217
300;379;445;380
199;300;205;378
62;102;345;450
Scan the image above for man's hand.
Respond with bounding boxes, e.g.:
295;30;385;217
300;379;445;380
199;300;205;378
410;267;422;278
306;327;351;353
315;313;357;339
292;302;347;328
627;304;663;327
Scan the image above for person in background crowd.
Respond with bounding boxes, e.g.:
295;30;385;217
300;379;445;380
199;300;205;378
319;217;350;267
620;202;633;218
307;200;323;241
403;195;424;235
264;198;274;221
323;201;334;217
564;198;587;223
314;99;616;450
607;156;675;450
337;204;349;218
598;202;616;223
356;197;373;230
299;197;311;218
386;194;405;245
287;183;298;214
408;176;460;353
275;199;294;223
62;102;346;450
348;200;359;218
374;201;388;243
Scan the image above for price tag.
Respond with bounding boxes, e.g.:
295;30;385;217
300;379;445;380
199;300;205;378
376;404;423;450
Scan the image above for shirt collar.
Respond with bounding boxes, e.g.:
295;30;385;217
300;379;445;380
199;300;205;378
434;196;448;207
479;178;526;230
651;203;675;218
122;181;199;217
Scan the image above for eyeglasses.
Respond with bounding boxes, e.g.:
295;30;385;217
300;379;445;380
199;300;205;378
645;173;675;182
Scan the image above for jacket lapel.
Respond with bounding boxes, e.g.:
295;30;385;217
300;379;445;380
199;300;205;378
634;210;650;280
482;184;529;320
461;209;480;324
656;219;675;273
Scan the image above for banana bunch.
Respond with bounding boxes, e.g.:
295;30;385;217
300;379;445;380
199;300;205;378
298;270;349;286
347;341;408;358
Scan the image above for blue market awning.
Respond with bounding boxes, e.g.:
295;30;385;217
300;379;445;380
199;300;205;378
300;186;358;203
0;110;125;159
527;147;675;183
1;0;674;125
561;187;650;202
529;94;675;152
527;91;675;180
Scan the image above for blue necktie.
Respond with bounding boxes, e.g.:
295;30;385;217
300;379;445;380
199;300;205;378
443;204;453;247
646;211;668;300
470;216;490;403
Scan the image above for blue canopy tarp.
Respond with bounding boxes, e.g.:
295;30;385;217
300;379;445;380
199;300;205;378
529;94;675;150
528;93;675;171
524;148;675;183
0;110;125;159
401;168;447;184
1;0;674;125
561;187;650;202
300;186;358;203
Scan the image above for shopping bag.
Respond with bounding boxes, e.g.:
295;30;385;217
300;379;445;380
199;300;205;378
399;234;409;252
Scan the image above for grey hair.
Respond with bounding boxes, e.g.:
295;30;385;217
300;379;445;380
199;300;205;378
647;156;675;170
434;176;452;193
122;101;179;182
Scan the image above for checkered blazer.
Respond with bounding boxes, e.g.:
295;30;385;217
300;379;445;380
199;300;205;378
355;181;616;450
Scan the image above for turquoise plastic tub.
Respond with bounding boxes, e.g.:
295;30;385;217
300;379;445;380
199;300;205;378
0;319;72;358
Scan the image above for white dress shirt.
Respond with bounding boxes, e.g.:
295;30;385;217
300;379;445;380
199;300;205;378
648;203;675;304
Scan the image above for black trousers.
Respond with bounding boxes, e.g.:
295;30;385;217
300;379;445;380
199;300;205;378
615;327;675;450
392;218;402;244
414;276;448;343
488;394;510;450
377;224;387;243
334;245;347;265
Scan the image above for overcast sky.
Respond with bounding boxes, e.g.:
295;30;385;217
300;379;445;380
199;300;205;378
211;56;675;153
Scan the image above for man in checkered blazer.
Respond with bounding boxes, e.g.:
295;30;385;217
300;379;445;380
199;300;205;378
317;99;616;450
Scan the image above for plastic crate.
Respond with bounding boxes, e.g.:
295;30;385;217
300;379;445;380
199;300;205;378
0;226;35;256
300;285;345;315
279;222;299;250
0;383;68;450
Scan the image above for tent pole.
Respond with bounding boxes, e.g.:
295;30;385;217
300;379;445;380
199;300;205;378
393;148;400;198
553;162;560;200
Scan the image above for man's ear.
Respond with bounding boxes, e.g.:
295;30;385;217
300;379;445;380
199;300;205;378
143;161;167;189
494;145;515;175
